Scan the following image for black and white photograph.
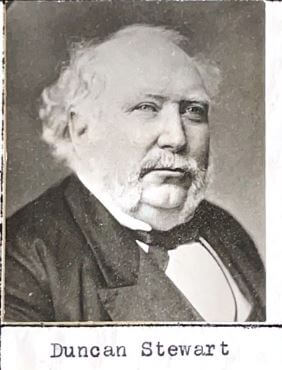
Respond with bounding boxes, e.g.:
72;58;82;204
3;0;265;323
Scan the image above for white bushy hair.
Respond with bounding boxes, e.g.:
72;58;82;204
39;24;221;169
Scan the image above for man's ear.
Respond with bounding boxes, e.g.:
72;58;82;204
68;111;88;145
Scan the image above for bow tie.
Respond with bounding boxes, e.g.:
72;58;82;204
128;218;200;271
129;217;200;250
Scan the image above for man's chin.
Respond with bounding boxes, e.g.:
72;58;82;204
132;202;193;231
141;184;188;210
132;181;206;230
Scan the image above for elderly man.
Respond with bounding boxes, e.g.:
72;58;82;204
5;25;265;322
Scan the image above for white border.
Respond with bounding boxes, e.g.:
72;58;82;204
1;0;282;324
2;3;282;369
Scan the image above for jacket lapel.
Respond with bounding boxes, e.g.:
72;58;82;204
98;249;203;321
64;176;202;321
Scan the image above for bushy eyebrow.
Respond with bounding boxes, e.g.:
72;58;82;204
183;99;210;108
143;94;166;102
182;94;211;105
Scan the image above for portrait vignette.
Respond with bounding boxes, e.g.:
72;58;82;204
3;0;265;323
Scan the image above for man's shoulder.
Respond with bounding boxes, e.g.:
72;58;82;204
197;199;263;267
197;199;253;237
7;176;74;238
198;199;239;220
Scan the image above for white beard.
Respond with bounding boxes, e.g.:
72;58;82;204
75;149;212;230
107;156;212;228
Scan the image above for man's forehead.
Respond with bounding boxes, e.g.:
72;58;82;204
96;34;192;71
92;36;209;101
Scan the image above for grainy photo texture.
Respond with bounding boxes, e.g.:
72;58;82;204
4;0;265;322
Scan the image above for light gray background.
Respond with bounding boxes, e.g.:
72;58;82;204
6;1;265;259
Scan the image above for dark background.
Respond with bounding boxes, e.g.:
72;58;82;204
6;1;265;259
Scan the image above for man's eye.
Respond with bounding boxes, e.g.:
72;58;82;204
180;101;208;122
186;106;204;114
134;103;158;112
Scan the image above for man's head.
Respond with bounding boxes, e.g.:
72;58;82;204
40;24;220;230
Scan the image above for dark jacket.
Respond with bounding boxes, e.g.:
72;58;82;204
4;175;265;322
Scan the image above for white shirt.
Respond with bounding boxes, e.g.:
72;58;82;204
77;173;251;322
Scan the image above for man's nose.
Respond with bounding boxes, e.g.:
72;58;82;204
157;104;187;152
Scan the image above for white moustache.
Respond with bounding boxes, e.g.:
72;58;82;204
139;152;201;178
